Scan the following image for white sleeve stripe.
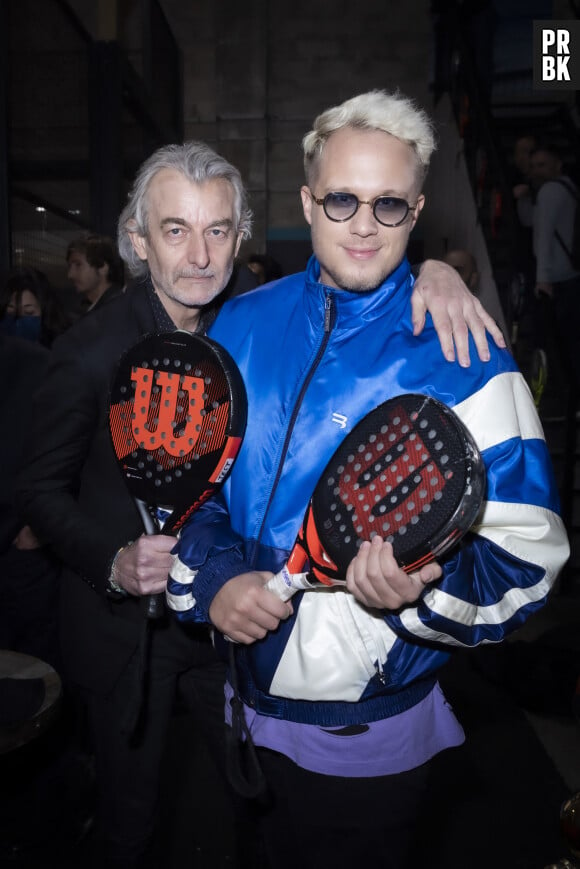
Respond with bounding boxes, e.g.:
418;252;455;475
400;575;553;648
397;499;568;647
166;590;196;611
471;500;570;581
423;575;553;627
169;557;198;585
454;372;545;451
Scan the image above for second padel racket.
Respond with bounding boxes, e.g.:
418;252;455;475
109;330;247;617
266;393;485;601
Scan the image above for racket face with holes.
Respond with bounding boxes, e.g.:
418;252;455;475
109;331;247;532
311;393;485;573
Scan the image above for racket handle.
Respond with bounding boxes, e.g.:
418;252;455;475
135;499;166;620
142;593;166;619
265;565;316;602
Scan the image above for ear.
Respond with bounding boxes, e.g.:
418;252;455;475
301;186;313;226
129;231;148;263
410;194;425;230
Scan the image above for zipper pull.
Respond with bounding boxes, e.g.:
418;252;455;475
376;661;386;685
324;295;333;332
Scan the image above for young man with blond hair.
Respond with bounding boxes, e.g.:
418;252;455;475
171;91;568;868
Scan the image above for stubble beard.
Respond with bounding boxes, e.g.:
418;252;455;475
320;261;391;294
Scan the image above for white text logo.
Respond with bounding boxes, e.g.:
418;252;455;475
331;412;348;429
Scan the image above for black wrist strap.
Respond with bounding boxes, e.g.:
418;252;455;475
225;642;267;799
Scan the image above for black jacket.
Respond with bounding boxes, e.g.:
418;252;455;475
0;335;50;552
18;280;187;693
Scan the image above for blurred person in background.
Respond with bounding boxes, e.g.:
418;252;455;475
0;266;74;347
506;134;538;356
520;145;580;407
227;252;284;298
66;232;125;313
442;248;479;295
246;252;284;285
0;330;59;664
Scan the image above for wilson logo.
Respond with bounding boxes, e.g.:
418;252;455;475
109;366;230;469
324;404;450;547
130;367;206;457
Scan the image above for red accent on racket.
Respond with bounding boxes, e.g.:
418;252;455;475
266;393;485;601
109;330;247;617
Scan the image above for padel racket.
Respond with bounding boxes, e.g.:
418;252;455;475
266;393;485;601
109;330;247;618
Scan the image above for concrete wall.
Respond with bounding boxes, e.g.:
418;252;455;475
8;0;507;320
159;0;506;335
160;0;434;266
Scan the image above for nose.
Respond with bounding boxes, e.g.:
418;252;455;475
348;202;378;236
186;233;210;268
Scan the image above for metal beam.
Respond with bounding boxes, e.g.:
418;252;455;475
0;0;11;275
88;40;123;237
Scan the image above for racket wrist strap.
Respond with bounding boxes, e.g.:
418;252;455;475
226;643;267;799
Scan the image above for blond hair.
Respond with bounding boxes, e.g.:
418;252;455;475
303;90;436;186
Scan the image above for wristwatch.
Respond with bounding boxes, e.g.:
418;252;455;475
106;545;130;599
106;574;126;597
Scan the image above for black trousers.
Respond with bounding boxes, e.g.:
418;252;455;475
250;747;431;869
81;620;229;869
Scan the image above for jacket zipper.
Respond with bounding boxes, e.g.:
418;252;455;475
255;294;335;553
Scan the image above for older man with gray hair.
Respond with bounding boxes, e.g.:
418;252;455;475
19;142;252;868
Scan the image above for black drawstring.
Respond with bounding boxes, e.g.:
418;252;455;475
225;641;267;799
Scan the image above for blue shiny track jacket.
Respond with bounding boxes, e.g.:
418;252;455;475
168;255;569;725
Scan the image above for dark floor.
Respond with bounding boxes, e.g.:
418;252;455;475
2;613;580;869
418;646;574;869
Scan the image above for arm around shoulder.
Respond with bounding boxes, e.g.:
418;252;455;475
412;259;506;367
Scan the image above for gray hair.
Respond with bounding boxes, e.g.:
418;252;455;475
118;141;253;278
302;90;436;187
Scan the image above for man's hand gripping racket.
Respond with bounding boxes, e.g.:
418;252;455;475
109;330;247;618
266;393;485;602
